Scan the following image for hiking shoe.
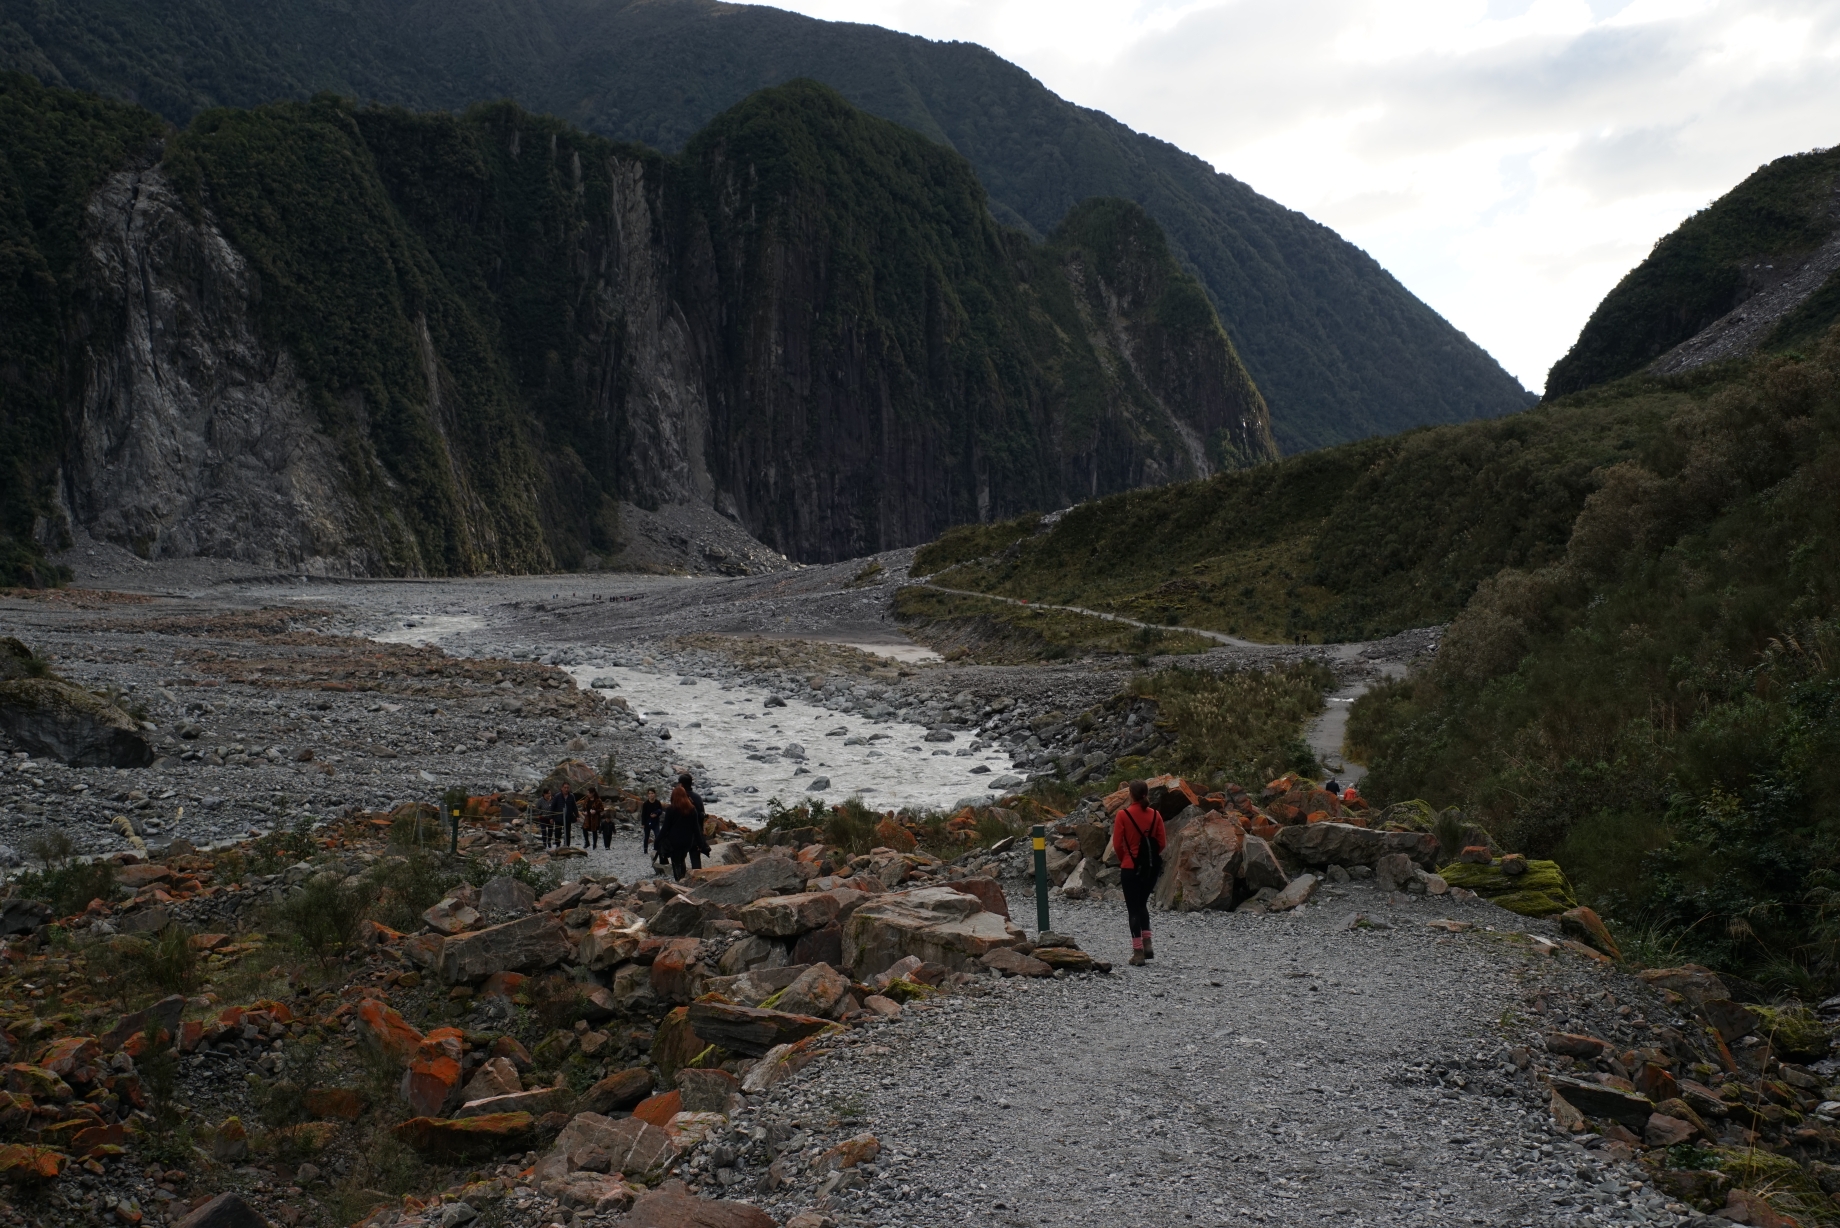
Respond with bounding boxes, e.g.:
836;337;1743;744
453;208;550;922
1129;950;1146;967
1142;937;1155;960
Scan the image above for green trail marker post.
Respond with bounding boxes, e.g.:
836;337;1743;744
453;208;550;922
450;804;460;856
1031;823;1050;935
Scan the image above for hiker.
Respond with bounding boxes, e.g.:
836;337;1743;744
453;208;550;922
581;788;603;849
1112;779;1167;967
536;786;555;849
640;788;664;857
558;782;578;848
1324;778;1343;797
657;775;710;881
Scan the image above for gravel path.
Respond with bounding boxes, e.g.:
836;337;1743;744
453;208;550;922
754;885;1676;1228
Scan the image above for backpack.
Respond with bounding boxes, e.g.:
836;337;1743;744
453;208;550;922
1125;805;1164;878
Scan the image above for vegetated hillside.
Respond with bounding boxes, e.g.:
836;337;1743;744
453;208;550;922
1546;145;1840;397
911;388;1681;644
0;0;1536;453
1352;338;1840;990
0;75;1274;581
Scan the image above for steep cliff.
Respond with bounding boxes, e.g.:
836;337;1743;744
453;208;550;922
0;76;1276;578
0;0;1536;453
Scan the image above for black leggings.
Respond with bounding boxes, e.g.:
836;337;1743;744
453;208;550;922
668;848;704;881
1121;866;1155;938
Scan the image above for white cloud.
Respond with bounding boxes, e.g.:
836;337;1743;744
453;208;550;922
748;0;1840;391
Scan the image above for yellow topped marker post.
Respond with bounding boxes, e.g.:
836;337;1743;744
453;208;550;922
1031;823;1050;935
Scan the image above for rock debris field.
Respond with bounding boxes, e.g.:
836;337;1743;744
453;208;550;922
0;553;1721;1228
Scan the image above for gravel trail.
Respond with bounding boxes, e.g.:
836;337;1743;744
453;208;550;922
756;886;1671;1228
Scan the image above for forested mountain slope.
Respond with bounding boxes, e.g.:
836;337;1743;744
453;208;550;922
0;0;1535;452
0;75;1272;579
1546;145;1840;397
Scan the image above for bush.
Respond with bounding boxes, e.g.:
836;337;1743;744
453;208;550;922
146;923;202;995
1131;661;1333;784
461;853;556;897
14;833;119;917
823;799;881;856
365;853;462;933
271;872;375;965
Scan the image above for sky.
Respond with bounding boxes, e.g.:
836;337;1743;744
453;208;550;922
750;0;1840;392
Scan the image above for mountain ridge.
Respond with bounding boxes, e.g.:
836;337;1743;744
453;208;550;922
0;0;1536;453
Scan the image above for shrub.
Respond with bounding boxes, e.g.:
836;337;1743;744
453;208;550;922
271;872;375;965
14;833;119;917
364;853;461;933
823;799;881;855
146;922;202;995
1132;661;1333;784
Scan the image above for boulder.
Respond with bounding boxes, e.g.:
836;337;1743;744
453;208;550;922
577;1068;655;1117
626;1179;776;1228
456;1088;564;1118
0;675;153;767
1643;1113;1696;1147
873;818;917;852
1373;853;1416;893
545;1112;675;1179
1545;1032;1610;1059
1636;965;1732;1005
608;962;663;1013
942;877;1009;919
687;857;804;906
401;1055;463;1118
738;892;841;939
1267;874;1319;912
684;1002;835;1057
176;1193;266;1228
981;948;1052;977
1434;859;1577;917
422;899;480;936
392;1112;535;1159
1239;836;1289;892
356;1001;423;1065
772;963;852;1019
478;876;538;916
1032;946;1102;973
792;922;844;968
1152;814;1242;911
676;1067;741;1114
704;965;810;1007
458;1056;521;1104
1559;906;1621;959
439;913;571;983
1701;998;1759;1043
841;887;1025;977
649;939;704;1004
651;897;717;937
101;994;184;1053
1548;1076;1654;1130
578;908;646;971
542;1171;639;1215
1275;823;1439;869
0;899;48;936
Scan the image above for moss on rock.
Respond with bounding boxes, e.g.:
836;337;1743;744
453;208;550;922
1437;859;1577;917
1749;1004;1832;1062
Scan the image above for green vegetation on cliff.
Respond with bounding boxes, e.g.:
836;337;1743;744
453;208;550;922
1546;146;1840;396
0;73;161;585
0;0;1535;452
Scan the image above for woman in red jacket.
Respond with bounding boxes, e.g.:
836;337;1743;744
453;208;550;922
1112;779;1167;967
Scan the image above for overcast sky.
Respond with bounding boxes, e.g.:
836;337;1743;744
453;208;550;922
754;0;1840;393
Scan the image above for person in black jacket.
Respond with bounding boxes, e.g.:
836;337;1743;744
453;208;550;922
639;788;664;856
556;782;579;848
656;774;711;881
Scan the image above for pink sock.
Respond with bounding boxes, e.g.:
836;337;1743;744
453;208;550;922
1142;930;1152;943
1132;937;1143;950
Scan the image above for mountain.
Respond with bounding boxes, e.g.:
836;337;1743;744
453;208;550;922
0;74;1274;579
1546;145;1840;397
0;0;1535;453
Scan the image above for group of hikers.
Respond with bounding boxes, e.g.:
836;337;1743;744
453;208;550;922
522;773;1261;969
532;772;712;882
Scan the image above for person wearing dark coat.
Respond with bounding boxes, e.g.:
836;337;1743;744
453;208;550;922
656;774;711;881
558;782;579;848
640;789;664;856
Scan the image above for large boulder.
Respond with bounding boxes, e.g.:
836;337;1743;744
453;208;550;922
577;909;646;971
1435;859;1577;917
686;856;804;906
1239;836;1289;892
737;892;841;939
535;1112;675;1182
841;887;1025;977
1275;823;1439;870
771;963;851;1019
0;675;152;767
577;1068;654;1117
627;1179;776;1228
392;1112;534;1159
438;914;571;983
1152;815;1242;911
684;1002;836;1057
478;876;537;916
943;877;1009;919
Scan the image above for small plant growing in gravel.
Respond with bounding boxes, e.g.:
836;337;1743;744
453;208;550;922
367;853;463;932
147;922;203;995
823;798;880;855
462;853;556;897
272;872;375;966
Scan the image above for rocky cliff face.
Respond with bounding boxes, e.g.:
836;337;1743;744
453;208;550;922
25;81;1277;575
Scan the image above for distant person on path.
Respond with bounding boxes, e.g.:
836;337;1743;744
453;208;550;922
558;782;579;848
640;788;664;857
581;788;603;848
535;786;555;849
657;775;711;881
1112;779;1167;967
